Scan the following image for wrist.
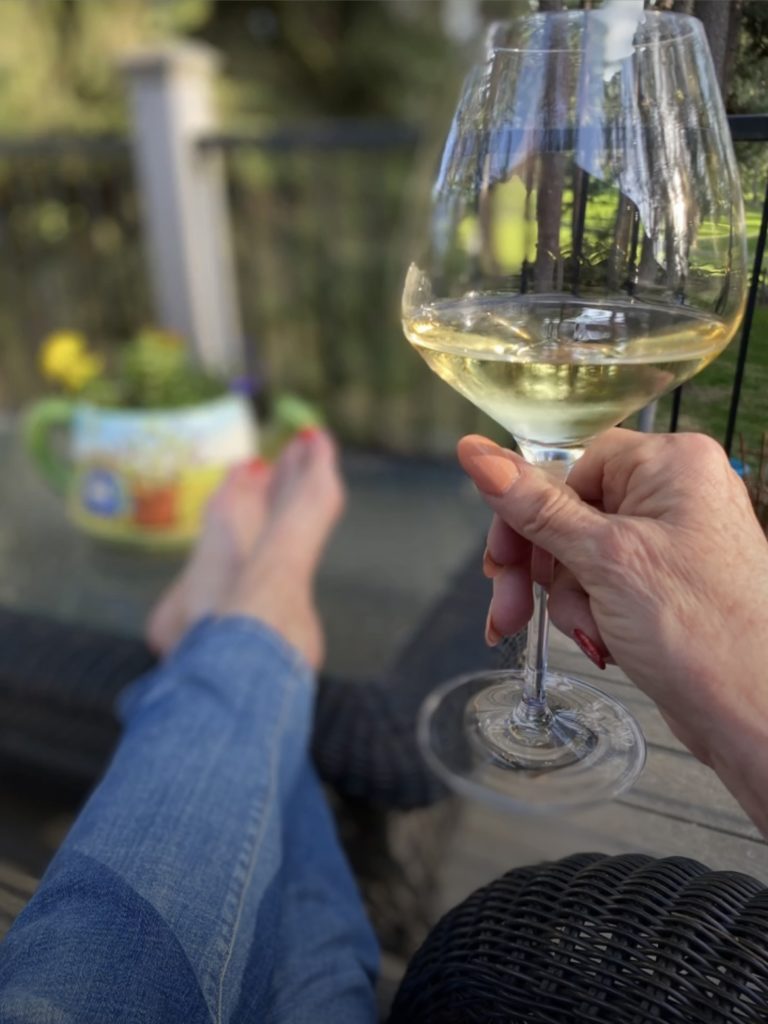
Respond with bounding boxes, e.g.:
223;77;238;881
707;692;768;840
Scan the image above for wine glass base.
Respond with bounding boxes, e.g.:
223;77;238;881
474;690;597;770
419;669;646;812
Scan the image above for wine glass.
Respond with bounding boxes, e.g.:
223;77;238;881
403;10;747;811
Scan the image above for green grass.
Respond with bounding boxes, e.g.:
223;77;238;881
653;302;768;458
484;182;767;460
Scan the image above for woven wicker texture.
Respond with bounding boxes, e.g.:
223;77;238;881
312;542;525;808
0;609;143;782
389;852;768;1023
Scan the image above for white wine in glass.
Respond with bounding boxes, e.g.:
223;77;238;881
405;10;747;810
404;291;735;458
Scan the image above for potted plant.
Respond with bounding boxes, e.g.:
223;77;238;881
24;328;258;547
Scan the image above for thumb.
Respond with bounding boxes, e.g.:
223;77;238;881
457;435;606;573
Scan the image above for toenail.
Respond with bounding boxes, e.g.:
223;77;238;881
297;426;323;441
244;457;270;474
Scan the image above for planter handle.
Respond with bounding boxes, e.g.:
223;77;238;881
22;398;75;495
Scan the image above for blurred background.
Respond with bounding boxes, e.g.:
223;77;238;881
0;0;765;457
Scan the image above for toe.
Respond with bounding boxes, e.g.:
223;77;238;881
270;431;344;551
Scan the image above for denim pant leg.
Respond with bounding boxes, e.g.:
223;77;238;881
0;617;374;1024
230;758;379;1024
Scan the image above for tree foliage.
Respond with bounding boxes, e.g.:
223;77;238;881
0;0;763;136
0;0;210;134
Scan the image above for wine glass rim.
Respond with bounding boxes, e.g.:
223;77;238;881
487;10;697;56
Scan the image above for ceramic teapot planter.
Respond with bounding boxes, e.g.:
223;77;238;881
24;393;257;548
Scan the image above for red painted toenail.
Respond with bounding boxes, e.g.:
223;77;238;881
297;426;323;441
244;457;269;474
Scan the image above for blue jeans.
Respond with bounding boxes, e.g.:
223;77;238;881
0;618;380;1023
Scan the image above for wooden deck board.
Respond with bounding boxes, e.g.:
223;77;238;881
435;629;768;917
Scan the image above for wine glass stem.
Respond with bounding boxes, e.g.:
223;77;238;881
520;579;552;725
513;448;579;728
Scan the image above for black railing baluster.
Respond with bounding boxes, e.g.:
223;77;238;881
571;166;589;294
666;115;768;445
0;135;150;407
0;118;765;454
669;386;684;433
724;177;768;456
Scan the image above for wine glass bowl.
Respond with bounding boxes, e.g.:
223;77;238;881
403;10;746;463
403;10;747;811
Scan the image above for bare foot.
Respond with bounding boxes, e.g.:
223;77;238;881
219;428;345;669
146;459;272;656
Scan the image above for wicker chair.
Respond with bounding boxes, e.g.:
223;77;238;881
389;851;768;1024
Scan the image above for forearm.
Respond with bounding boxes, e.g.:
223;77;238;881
710;701;768;841
665;627;768;841
0;616;314;1023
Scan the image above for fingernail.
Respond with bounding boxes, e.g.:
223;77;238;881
485;607;502;647
461;440;521;496
573;628;607;671
483;547;503;578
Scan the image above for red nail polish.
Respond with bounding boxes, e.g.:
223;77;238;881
573;629;607;671
244;457;269;474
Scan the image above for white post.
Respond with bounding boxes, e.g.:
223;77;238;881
441;0;480;42
120;43;245;375
637;401;659;433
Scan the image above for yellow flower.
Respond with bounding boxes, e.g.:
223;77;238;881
59;352;104;392
39;331;104;392
40;331;87;383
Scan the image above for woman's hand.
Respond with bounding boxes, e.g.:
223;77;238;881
458;429;768;834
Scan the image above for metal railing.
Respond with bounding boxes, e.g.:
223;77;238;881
210;121;466;452
0;117;764;460
669;113;768;458
211;116;768;456
0;134;151;407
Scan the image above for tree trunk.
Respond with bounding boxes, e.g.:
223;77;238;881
693;0;742;100
534;153;566;292
533;9;569;291
650;1;695;15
